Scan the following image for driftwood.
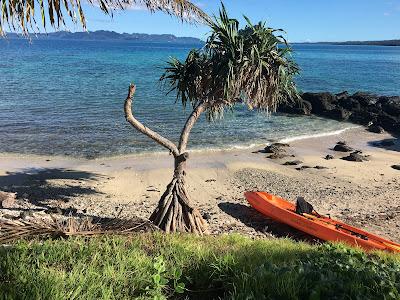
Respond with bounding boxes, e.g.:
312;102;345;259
0;216;156;244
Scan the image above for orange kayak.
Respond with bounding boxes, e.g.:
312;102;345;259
245;191;400;253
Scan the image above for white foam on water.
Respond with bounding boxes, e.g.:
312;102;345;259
184;125;361;155
279;126;361;144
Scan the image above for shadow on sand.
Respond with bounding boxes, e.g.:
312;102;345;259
367;133;399;152
0;168;104;213
218;202;322;243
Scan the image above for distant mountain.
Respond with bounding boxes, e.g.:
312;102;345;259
300;40;400;46
6;30;203;44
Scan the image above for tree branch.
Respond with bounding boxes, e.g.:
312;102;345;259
124;83;179;157
178;102;207;153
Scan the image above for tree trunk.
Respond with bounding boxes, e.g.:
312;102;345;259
124;83;208;234
149;152;208;234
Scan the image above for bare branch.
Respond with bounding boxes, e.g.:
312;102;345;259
178;102;207;153
124;83;179;156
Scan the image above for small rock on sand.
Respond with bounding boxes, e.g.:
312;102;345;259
314;165;328;170
205;179;216;182
325;154;334;160
342;152;369;162
283;160;303;166
333;143;354;152
264;143;289;153
268;153;289;160
367;124;385;134
295;166;312;171
391;165;400;171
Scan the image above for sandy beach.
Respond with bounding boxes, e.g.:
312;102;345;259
0;127;399;242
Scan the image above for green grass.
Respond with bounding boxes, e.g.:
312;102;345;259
0;233;399;299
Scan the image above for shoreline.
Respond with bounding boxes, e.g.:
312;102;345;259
1;126;399;242
0;124;362;164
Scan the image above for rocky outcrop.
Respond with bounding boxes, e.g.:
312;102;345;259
279;92;400;134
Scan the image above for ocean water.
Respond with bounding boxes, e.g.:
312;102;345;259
0;40;399;158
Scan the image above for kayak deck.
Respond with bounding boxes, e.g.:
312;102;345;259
245;191;400;253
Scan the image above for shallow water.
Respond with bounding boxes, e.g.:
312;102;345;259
0;40;399;158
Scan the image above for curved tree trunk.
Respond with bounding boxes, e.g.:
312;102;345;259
124;83;208;234
150;153;207;234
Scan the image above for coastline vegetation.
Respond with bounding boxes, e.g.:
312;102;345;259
1;233;399;299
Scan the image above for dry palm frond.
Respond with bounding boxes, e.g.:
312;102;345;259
0;0;210;36
0;215;157;244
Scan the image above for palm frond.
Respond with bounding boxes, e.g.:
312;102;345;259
0;0;210;36
0;216;157;244
161;4;300;120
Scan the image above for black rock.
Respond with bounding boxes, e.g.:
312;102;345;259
336;91;349;100
337;141;347;145
295;165;312;171
325;107;352;121
283;160;303;166
202;212;212;220
333;144;354;152
351;92;379;106
264;143;289;153
342;152;369;162
391;165;400;171
349;109;377;125
278;100;312;115
314;165;328;169
338;97;361;111
380;96;400;116
377;112;400;133
268;153;289;159
367;124;385;134
325;154;334;160
302;92;336;114
289;91;400;134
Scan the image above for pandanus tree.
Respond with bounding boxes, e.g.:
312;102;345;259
124;5;300;234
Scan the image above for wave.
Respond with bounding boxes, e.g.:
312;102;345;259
279;125;361;144
185;125;361;154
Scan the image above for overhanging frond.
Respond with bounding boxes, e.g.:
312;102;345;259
0;0;210;36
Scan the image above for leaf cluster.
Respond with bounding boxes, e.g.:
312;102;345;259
0;0;209;36
161;3;300;120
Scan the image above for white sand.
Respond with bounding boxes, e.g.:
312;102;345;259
0;127;399;242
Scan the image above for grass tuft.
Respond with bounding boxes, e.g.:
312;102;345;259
1;233;399;299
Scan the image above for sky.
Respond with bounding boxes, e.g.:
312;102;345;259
15;0;400;42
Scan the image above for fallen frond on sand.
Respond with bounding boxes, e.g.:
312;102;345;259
0;216;157;244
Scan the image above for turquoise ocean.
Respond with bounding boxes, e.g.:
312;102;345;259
0;40;399;158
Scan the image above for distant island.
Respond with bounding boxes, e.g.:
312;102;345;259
5;31;399;46
302;40;400;46
6;30;203;44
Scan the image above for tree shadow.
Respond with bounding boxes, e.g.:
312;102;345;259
0;168;104;213
367;134;399;152
218;202;322;243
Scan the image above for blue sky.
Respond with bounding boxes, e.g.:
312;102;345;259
42;0;400;42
